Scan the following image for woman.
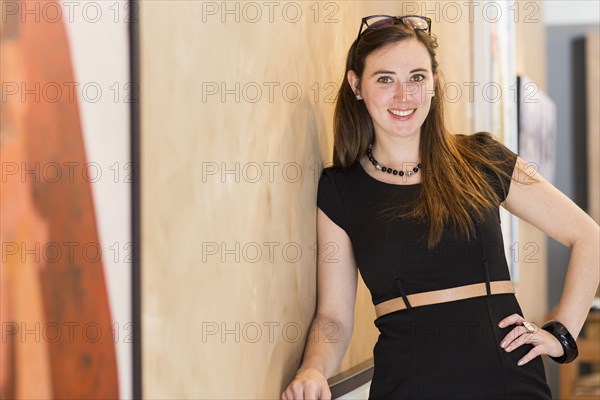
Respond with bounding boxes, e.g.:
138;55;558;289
282;15;599;400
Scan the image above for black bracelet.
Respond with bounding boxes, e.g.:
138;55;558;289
541;320;579;364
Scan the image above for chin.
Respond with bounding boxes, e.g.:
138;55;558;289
389;130;419;138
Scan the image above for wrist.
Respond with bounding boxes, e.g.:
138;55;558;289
541;320;579;364
297;365;325;377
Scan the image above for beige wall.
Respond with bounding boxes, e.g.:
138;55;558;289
139;2;473;398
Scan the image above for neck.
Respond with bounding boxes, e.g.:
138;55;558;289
371;134;421;166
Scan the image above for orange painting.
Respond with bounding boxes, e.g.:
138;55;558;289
0;1;119;398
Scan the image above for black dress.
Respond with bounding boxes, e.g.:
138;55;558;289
316;138;552;399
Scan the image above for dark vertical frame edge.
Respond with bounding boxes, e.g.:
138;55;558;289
129;0;142;398
572;37;588;211
516;74;521;154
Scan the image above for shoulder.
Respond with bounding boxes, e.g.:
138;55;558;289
455;132;518;167
321;165;345;179
317;165;356;232
455;131;499;149
317;163;363;202
457;132;519;203
319;165;356;187
461;131;514;153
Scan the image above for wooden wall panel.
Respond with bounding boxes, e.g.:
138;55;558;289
140;2;470;398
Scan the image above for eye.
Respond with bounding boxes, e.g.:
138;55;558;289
410;74;425;82
377;76;393;84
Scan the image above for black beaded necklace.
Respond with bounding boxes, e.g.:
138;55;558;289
366;143;422;177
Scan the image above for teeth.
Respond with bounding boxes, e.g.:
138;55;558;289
389;109;415;117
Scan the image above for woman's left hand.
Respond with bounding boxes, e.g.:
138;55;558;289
498;313;565;366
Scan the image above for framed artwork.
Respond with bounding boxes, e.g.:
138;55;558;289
0;1;136;398
517;75;557;186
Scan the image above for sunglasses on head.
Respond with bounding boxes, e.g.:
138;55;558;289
356;15;432;43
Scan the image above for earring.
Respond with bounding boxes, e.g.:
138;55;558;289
356;94;363;100
432;91;436;97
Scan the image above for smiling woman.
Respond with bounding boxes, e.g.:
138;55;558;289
348;39;435;149
281;14;600;400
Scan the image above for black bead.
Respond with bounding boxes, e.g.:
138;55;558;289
365;142;422;179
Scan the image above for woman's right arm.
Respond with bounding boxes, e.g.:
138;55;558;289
281;208;359;400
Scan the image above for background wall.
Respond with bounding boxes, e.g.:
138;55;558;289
544;3;599;397
513;0;548;327
140;1;470;398
545;24;600;399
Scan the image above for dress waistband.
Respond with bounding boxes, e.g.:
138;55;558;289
374;280;515;318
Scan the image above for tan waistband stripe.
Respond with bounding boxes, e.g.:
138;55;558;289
374;280;515;318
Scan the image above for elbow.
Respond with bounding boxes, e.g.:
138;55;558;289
569;218;600;250
314;312;354;342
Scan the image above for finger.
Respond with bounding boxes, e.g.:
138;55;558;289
516;345;543;366
498;313;524;328
320;386;332;400
504;331;534;352
289;384;304;400
303;385;318;400
282;388;296;400
500;325;530;349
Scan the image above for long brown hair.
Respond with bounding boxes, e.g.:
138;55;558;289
333;23;530;249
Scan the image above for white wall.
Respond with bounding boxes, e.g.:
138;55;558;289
543;0;600;26
62;1;132;398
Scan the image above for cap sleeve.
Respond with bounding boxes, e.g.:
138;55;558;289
316;167;348;232
474;133;518;203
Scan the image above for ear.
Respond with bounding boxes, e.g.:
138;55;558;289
347;70;360;96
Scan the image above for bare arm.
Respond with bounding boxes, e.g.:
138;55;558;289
502;157;600;339
282;209;358;399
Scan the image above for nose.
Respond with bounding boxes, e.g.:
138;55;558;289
394;82;418;102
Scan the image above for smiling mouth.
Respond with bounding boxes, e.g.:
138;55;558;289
388;109;416;117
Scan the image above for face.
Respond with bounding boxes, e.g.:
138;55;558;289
348;38;435;141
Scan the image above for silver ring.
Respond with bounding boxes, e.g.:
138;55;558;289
522;320;536;333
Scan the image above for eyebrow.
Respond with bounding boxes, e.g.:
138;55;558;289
371;68;428;77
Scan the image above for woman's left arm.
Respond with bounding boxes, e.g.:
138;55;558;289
502;156;600;339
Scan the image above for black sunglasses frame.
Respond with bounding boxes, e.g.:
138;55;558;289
355;15;432;43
